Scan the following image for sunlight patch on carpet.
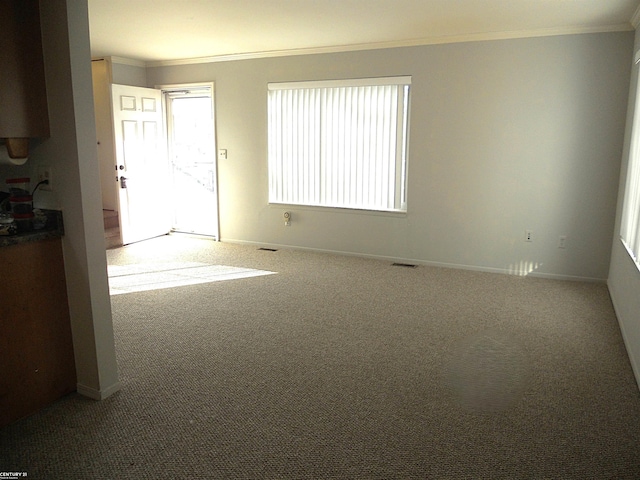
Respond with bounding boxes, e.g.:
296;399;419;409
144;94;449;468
108;262;276;295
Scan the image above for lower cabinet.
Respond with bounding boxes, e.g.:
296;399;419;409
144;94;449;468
0;237;76;427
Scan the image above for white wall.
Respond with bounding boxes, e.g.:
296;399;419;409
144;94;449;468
111;59;147;87
89;57;148;211
92;58;117;210
2;0;121;400
609;25;640;390
147;32;633;281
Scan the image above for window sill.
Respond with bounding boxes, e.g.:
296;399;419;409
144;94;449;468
268;202;407;218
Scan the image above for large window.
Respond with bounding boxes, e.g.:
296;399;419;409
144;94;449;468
621;65;640;271
268;77;411;212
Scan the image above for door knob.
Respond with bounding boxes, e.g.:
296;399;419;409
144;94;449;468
120;176;128;189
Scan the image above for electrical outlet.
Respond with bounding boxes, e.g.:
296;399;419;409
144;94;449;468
558;235;567;249
37;165;52;191
525;230;533;242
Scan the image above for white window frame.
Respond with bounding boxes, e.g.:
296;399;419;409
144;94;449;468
621;57;640;272
267;76;411;213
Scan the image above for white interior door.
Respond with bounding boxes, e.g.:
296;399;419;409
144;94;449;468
111;84;171;245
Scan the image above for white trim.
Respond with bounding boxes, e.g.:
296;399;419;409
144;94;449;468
221;238;607;283
109;56;147;68
155;81;214;93
145;24;633;67
268;202;407;218
268;76;411;90
77;381;122;400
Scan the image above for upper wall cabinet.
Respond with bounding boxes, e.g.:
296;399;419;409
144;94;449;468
0;0;49;152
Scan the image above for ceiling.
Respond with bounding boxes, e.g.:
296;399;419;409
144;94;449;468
88;0;640;64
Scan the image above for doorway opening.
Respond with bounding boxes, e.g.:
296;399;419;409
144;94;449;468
164;85;219;239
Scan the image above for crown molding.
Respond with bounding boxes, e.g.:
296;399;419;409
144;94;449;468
144;23;633;68
107;56;147;67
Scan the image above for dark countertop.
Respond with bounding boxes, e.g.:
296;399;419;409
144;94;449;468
0;210;64;248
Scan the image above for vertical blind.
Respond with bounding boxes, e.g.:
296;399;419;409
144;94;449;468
268;77;410;212
621;66;640;270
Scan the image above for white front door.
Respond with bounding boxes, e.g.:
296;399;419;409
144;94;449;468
165;85;219;239
111;84;171;245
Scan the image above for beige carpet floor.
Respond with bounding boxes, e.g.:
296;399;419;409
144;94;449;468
2;233;640;478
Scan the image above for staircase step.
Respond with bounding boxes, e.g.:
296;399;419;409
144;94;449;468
105;237;123;250
104;226;120;238
104;227;122;249
103;209;122;249
103;210;119;230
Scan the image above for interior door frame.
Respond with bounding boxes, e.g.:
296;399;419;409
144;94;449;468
157;82;220;240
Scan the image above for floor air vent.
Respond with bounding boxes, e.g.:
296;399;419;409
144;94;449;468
392;262;417;268
258;247;278;252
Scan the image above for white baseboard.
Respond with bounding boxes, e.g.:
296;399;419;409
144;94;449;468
77;381;122;400
221;238;606;283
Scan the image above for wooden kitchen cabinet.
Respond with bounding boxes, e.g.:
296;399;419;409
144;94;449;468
0;238;76;427
0;0;50;140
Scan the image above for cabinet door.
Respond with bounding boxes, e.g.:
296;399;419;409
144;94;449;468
0;238;76;427
0;0;49;138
